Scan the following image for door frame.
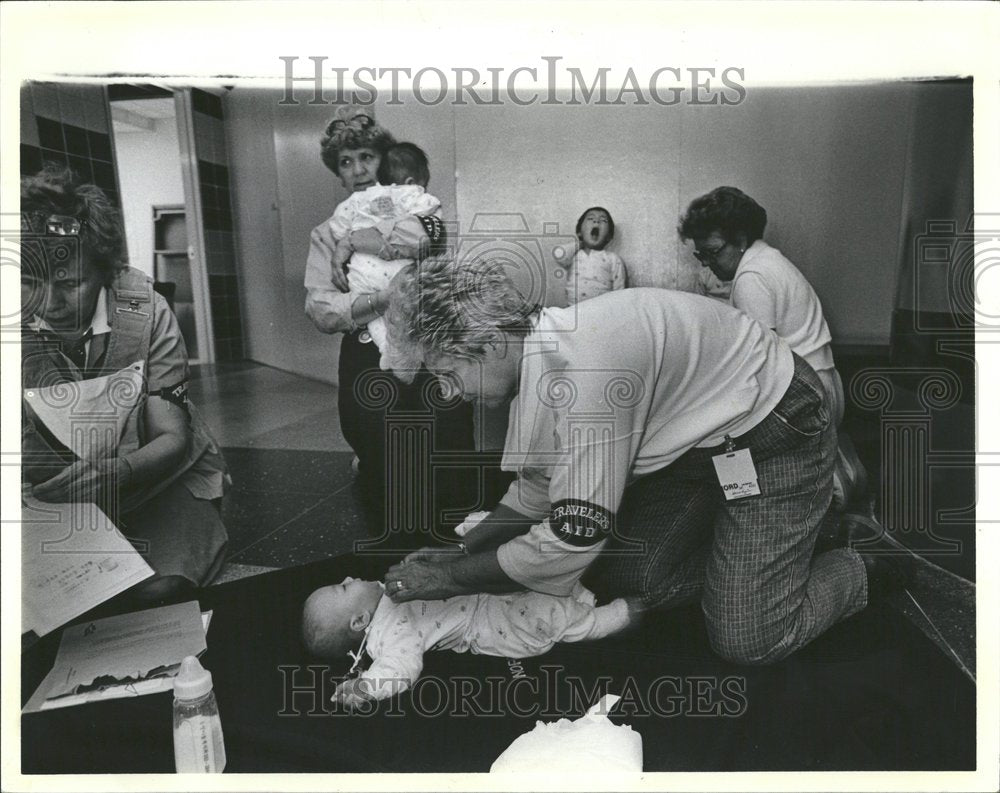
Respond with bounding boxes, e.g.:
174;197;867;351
174;88;216;364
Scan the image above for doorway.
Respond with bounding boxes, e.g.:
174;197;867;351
110;87;214;363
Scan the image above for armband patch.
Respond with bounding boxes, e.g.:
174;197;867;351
417;215;446;249
548;499;612;548
151;380;189;409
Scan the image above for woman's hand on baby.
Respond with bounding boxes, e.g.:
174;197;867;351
383;558;460;603
329;240;352;292
332;677;374;711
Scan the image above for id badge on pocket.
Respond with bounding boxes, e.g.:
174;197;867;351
712;438;761;500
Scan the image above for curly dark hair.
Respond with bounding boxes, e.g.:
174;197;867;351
376;141;430;187
21;166;126;281
319;120;396;175
677;186;767;245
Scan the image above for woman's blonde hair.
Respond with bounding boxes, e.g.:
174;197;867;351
384;256;538;366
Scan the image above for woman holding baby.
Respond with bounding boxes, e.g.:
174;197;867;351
304;105;476;551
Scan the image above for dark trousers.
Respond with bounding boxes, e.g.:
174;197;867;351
338;332;491;552
118;480;228;587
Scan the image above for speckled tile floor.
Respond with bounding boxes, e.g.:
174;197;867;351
189;361;977;681
188;362;371;576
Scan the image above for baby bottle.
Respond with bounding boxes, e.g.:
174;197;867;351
172;655;227;773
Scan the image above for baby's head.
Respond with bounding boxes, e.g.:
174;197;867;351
376;142;430;188
576;207;615;251
301;577;384;660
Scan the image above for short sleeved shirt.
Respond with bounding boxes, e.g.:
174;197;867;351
730;240;834;374
495;288;794;596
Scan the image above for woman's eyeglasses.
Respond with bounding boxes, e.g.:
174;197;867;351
692;242;729;262
21;213;83;236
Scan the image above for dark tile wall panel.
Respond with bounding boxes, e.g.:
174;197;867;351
20;83;120;208
192;91;244;361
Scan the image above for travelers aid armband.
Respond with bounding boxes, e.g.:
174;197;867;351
547;499;613;548
150;380;189;411
417;215;446;253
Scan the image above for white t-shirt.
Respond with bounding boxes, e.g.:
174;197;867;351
730;240;834;374
495;288;794;596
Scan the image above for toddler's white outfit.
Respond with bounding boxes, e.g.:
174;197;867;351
565;248;626;304
329;184;440;370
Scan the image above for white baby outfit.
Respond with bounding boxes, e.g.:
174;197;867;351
357;584;629;700
328;184;441;369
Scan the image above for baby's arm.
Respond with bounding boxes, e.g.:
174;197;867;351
329;197;359;241
544;594;633;644
332;620;425;708
329;197;368;283
358;649;424;701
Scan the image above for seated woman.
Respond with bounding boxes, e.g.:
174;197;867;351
678;186;867;510
21;167;228;601
375;256;881;666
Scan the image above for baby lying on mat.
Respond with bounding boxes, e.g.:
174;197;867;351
302;576;634;708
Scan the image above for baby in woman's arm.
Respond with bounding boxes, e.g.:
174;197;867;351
327;141;439;377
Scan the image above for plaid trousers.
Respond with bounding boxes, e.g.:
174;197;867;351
586;355;867;665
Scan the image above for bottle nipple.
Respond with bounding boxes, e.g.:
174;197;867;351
174;655;213;700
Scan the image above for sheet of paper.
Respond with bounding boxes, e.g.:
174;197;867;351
21;497;154;636
42;600;207;700
23;611;214;713
22;360;145;463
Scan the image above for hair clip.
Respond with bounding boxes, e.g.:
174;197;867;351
325;112;374;137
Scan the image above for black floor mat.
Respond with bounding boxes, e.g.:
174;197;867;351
22;555;975;773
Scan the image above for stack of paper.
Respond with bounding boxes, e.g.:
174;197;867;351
23;601;210;713
22;497;154;637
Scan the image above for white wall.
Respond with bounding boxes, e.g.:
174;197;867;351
113;117;185;277
224;81;971;384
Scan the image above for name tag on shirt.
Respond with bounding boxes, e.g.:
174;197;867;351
712;448;761;500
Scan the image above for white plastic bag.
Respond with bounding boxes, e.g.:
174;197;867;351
490;694;642;773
